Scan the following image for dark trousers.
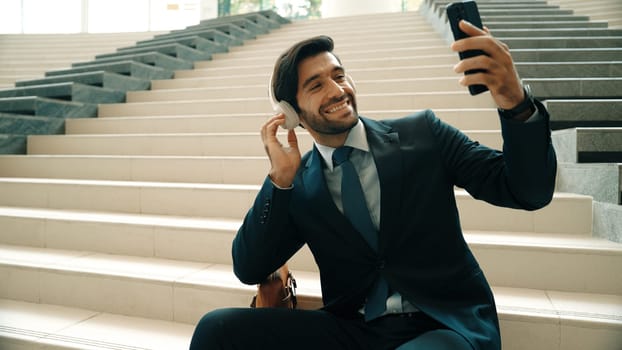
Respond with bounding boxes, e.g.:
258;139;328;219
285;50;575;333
189;308;473;350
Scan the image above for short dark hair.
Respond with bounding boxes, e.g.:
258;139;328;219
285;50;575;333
272;35;341;112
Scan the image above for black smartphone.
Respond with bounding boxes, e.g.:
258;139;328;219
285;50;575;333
446;1;489;95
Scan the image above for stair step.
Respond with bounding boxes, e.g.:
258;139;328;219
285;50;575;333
117;36;229;56
26;129;503;156
0;241;620;320
526;78;622;99
244;25;438;47
0;178;593;234
200;48;622;67
2;286;620;350
173;63;461;80
0;204;617;291
174;61;621;81
485;20;609;29
0;96;97;118
194;53;459;70
64;109;501;134
0;299;194;350
498;36;622;49
0;244;261;324
545;99;622;130
152;75;462;91
491;28;622;37
0;155;269;185
72;52;193;71
517;61;622;78
95;43;211;63
480;14;590;22
154;23;256;41
47;61;174;81
136;29;243;48
208;45;453;61
129;78;463;101
553;127;622;163
0;82;125;104
97;92;496;117
557;162;622;204
15;71;150;92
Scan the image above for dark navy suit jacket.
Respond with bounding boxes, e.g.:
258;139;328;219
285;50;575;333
233;103;557;350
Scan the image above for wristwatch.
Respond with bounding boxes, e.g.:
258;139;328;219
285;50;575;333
498;84;536;120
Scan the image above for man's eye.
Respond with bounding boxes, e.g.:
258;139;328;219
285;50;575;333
335;75;346;81
310;83;321;91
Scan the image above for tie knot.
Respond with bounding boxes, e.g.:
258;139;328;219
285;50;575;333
332;146;353;167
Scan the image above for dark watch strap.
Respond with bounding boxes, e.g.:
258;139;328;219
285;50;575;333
498;84;536;120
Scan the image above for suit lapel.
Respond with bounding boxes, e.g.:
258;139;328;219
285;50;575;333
301;146;376;254
362;118;402;253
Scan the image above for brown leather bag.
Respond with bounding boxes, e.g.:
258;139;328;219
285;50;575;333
250;265;297;309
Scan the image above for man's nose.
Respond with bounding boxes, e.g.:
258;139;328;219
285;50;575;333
326;79;345;97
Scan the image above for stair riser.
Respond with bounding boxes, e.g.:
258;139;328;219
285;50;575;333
0;182;592;234
484;21;609;29
0;263;252;324
456;194;592;235
64;110;500;134
245;29;438;48
139;81;466;101
152;76;465;91
553;128;622;163
229;37;444;55
210;45;453;61
176;58;462;79
196;54;459;69
27;131;503;157
98;94;496;117
473;246;622;294
203;48;622;68
526;78;622;99
498;314;622;350
0;156;269;184
556;163;621;204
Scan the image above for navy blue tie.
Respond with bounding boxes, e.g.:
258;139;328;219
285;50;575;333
332;146;389;321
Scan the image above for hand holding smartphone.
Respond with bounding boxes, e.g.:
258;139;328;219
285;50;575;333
446;1;489;95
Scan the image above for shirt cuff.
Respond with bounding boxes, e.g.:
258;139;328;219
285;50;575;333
270;179;294;190
524;109;542;123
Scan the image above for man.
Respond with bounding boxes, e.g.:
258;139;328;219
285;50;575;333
190;20;557;350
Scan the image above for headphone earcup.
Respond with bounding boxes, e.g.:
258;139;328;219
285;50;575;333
278;101;300;130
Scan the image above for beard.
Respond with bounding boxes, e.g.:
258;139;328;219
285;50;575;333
299;94;359;135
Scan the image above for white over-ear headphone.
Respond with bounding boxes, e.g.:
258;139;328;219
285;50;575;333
269;72;300;130
268;72;357;130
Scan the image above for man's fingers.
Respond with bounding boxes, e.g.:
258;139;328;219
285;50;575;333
262;114;285;139
458;20;486;37
287;129;299;150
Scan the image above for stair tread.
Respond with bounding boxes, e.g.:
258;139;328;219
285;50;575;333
0;205;613;252
0;298;193;349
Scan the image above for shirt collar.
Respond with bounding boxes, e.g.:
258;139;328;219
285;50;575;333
315;119;370;171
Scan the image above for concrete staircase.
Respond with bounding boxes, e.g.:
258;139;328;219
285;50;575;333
0;31;164;154
0;3;621;350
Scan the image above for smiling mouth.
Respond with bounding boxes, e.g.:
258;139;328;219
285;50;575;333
324;99;350;114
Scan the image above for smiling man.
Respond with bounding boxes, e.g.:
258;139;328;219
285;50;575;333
189;21;557;350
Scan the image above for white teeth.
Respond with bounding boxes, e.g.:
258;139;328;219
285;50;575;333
327;101;348;113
